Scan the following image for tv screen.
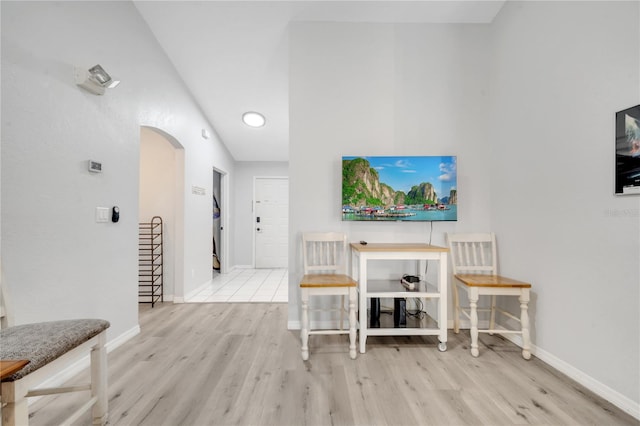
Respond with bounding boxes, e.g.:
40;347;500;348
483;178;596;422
342;155;457;221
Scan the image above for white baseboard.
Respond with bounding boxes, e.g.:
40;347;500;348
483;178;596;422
106;324;141;352
184;280;212;300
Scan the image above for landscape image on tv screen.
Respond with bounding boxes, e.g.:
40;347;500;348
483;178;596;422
342;156;457;221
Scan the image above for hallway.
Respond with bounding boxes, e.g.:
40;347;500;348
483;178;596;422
185;268;288;303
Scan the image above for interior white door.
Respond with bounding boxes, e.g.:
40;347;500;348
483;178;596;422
255;177;288;268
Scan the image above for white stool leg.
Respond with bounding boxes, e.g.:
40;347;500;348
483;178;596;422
348;288;357;359
300;289;310;361
489;295;497;335
91;332;108;425
1;381;29;426
520;289;531;360
339;295;345;330
469;288;479;357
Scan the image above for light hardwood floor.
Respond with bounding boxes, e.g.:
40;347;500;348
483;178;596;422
29;302;637;425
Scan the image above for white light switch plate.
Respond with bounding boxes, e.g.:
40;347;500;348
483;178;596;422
96;207;109;223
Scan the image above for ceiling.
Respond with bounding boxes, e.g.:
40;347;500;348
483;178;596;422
134;1;505;162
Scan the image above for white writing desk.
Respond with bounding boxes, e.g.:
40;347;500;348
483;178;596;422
350;243;449;353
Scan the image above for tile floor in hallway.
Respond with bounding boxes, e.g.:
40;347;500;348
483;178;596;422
185;268;288;303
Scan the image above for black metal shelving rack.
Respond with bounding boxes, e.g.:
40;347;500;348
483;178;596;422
138;216;163;307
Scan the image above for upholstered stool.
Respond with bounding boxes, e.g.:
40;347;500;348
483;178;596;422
1;319;110;425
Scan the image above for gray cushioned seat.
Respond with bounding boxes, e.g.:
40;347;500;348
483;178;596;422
0;319;110;381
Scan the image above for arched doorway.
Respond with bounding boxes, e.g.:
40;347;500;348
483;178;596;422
139;126;186;302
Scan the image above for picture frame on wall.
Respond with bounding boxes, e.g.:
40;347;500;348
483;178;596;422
615;104;640;195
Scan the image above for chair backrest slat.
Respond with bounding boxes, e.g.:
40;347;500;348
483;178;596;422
302;232;348;275
446;232;497;275
479;241;486;266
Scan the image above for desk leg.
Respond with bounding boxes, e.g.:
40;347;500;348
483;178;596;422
520;289;531;360
438;253;448;351
358;254;367;354
469;287;479;357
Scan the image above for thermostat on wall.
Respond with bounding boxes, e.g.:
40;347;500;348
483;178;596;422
88;160;102;173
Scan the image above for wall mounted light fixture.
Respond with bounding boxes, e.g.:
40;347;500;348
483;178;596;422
74;64;120;95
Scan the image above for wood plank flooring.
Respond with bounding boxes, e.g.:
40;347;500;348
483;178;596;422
28;302;637;425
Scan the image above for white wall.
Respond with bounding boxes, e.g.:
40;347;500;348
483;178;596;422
289;22;493;323
1;1;235;341
233;161;289;267
489;0;639;413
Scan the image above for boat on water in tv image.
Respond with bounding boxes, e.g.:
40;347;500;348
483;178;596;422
342;155;457;222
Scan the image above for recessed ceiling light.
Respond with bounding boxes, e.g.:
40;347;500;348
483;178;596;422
242;111;266;128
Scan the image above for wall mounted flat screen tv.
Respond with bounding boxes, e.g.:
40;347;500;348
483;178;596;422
342;156;457;221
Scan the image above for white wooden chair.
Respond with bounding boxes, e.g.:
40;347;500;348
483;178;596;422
446;232;532;359
299;232;357;360
0;261;110;425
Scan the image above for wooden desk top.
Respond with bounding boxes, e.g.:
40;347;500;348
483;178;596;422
350;242;448;253
1;360;30;380
300;274;357;288
455;274;531;288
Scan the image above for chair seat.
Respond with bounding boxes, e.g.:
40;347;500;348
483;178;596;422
0;319;110;382
454;274;531;288
300;274;357;288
